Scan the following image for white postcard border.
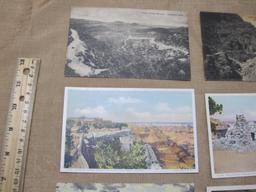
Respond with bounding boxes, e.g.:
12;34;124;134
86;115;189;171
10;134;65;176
205;93;256;178
60;87;199;173
207;185;256;192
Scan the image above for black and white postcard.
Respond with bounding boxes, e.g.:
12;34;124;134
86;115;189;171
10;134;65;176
205;93;256;178
207;185;256;192
60;87;198;173
65;7;191;80
200;12;256;81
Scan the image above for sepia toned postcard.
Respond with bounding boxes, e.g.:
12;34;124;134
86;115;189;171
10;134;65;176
205;93;256;178
56;183;195;192
200;12;256;81
60;87;198;173
65;7;191;80
207;185;256;192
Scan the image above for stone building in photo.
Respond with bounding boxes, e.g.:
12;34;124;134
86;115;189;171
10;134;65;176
213;114;256;152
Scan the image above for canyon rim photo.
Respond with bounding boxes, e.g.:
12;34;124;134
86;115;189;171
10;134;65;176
201;12;256;81
65;7;190;80
61;88;198;173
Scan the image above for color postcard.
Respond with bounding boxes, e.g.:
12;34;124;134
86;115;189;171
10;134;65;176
205;93;256;178
61;87;198;173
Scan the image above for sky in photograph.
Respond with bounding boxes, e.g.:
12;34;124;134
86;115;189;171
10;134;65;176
71;7;188;28
208;94;256;121
56;183;194;192
66;88;194;123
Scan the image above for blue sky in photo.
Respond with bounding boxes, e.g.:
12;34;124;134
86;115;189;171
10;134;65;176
209;94;256;121
66;88;194;123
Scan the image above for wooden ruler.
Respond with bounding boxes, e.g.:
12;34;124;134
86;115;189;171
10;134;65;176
0;58;40;192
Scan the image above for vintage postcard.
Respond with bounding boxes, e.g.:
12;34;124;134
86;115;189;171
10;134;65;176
56;183;195;192
200;12;256;81
207;185;256;192
65;7;191;80
61;87;198;173
205;93;256;178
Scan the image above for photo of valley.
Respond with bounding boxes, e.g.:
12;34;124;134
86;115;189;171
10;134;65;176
65;7;190;80
200;12;256;81
206;94;256;176
56;183;195;192
62;88;197;172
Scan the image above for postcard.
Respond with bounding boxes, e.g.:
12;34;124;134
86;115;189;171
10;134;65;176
56;183;195;192
200;12;256;81
205;93;256;178
65;7;191;80
207;185;256;192
60;87;198;173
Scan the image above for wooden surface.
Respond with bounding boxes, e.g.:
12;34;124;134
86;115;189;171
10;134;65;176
0;0;255;191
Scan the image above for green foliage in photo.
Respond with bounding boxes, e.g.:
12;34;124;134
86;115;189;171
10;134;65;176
94;138;147;169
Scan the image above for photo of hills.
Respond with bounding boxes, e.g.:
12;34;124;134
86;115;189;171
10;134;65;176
61;88;198;173
65;8;190;80
201;12;256;81
56;183;195;192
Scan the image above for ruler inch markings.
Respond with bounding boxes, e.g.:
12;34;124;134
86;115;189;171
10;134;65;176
0;58;40;192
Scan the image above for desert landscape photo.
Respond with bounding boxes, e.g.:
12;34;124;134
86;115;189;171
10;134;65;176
61;88;197;172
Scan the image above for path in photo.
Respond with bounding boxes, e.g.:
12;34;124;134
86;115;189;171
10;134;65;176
201;12;256;81
61;88;197;172
56;183;195;192
206;94;256;177
65;7;190;80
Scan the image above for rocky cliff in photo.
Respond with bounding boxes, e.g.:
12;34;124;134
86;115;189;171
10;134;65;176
201;12;256;81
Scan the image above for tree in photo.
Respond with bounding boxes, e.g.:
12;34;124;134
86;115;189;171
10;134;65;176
64;128;73;168
120;140;147;169
94;138;147;169
208;96;223;115
94;139;120;169
208;96;223;135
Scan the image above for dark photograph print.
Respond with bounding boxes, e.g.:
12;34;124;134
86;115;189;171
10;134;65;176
61;88;198;173
200;12;256;81
56;183;195;192
65;7;191;80
207;185;256;192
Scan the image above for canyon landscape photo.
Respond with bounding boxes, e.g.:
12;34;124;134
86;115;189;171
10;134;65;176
61;88;198;173
201;12;256;81
65;8;190;80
